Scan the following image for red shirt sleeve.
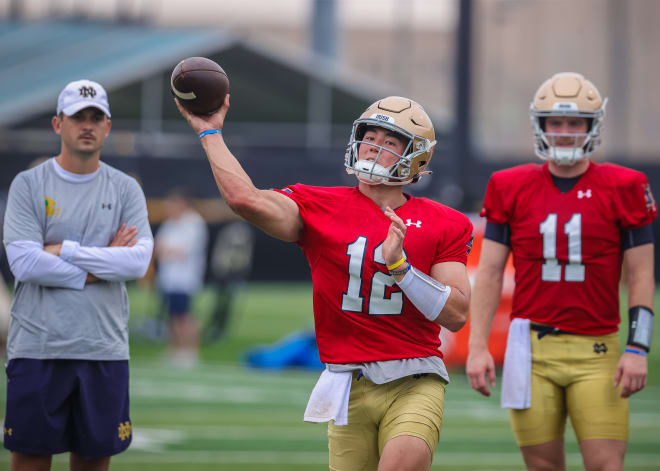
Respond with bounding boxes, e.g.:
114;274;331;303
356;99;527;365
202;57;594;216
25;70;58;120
434;211;474;265
614;172;657;230
272;184;313;247
481;172;510;224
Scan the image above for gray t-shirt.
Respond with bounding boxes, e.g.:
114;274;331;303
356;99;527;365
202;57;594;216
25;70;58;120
3;159;152;360
327;356;450;384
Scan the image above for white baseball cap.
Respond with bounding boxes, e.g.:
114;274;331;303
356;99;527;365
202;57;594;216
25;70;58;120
56;79;111;117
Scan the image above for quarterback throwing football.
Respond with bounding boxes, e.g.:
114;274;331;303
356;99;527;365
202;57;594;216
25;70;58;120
467;72;656;471
176;95;473;471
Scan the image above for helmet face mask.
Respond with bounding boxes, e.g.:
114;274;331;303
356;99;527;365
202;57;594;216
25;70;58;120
345;96;436;185
530;72;607;166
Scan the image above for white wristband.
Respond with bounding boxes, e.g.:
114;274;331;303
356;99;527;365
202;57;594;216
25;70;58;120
397;266;451;321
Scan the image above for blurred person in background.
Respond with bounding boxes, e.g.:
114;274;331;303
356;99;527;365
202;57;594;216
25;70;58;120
2;79;153;470
0;185;9;357
466;72;656;471
155;187;208;368
0;275;9;360
175;94;473;471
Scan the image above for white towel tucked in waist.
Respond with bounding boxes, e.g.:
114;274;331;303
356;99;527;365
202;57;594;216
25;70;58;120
501;318;532;409
304;368;352;426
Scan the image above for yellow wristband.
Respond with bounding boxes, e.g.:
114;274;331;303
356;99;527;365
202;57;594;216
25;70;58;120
387;256;407;271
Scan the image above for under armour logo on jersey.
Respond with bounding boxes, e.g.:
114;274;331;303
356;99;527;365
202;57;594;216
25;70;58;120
101;203;112;210
405;219;422;228
577;189;592;199
593;342;608;354
79;86;97;98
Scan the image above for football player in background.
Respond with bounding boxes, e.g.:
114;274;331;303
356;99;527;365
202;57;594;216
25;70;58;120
155;187;208;368
3;79;153;470
176;95;473;471
466;72;656;471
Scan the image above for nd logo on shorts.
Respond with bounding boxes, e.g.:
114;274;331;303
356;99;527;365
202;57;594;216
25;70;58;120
118;421;132;441
593;342;608;354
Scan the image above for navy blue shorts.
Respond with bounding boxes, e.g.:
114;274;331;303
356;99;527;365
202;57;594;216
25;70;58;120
4;359;131;458
164;292;191;317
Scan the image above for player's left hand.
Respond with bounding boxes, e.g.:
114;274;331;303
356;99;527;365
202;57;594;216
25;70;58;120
382;206;406;266
614;348;648;398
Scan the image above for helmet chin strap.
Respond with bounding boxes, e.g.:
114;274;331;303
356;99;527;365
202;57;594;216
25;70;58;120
352;160;393;184
548;146;585;165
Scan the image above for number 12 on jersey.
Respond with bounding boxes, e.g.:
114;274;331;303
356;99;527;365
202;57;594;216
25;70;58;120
539;213;585;282
342;236;404;315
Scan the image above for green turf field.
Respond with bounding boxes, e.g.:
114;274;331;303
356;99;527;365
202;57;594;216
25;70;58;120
1;282;659;470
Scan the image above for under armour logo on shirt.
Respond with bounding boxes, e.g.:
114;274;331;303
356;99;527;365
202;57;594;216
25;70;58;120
577;189;592;199
101;203;112;209
405;219;422;228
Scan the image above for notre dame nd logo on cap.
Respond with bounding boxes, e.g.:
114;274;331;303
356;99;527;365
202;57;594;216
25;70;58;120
57;79;111;118
78;86;97;99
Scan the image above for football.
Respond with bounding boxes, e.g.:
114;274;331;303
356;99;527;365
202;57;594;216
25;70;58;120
170;57;229;115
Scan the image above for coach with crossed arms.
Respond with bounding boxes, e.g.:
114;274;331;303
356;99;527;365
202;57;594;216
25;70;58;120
3;79;153;470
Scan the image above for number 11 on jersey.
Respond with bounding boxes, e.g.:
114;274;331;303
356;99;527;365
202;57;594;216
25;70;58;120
539;213;585;282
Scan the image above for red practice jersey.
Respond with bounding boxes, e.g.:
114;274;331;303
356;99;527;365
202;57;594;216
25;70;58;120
275;185;473;364
482;161;657;335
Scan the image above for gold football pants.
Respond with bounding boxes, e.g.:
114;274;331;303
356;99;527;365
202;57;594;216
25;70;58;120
510;331;628;447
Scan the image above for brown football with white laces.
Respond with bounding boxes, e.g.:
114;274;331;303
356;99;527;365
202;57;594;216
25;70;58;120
171;57;229;115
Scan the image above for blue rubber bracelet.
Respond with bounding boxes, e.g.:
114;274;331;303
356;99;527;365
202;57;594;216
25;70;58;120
389;263;411;276
624;348;647;356
198;129;222;139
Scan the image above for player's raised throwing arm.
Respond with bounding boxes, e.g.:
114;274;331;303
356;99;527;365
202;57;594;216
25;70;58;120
175;96;302;242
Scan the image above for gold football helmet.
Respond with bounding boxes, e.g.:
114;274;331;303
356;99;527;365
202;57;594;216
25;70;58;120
345;96;436;185
530;72;607;165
